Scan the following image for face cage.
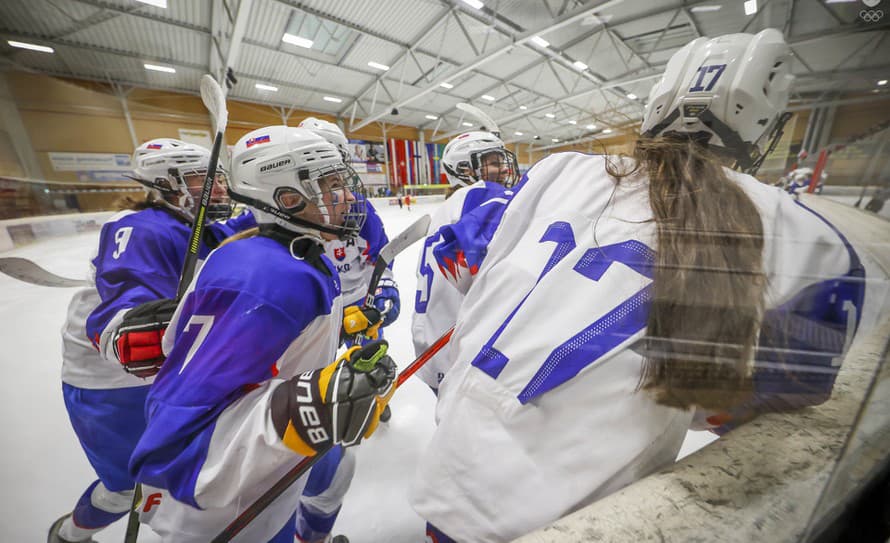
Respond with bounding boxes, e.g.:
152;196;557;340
171;167;233;221
470;148;519;188
272;163;367;240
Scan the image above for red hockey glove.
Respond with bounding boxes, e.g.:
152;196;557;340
112;298;178;378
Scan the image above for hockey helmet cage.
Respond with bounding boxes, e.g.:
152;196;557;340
228;126;366;239
442;131;519;188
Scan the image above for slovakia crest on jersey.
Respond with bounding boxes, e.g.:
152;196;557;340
246;135;271;148
334;246;346;261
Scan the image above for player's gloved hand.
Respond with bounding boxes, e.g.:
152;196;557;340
341;304;383;343
112;298;178;378
372;278;400;327
271;340;397;456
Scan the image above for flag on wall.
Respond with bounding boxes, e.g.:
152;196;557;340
425;143;446;184
388;138;421;185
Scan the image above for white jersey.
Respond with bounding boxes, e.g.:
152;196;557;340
324;200;392;307
410;152;863;542
411;181;511;390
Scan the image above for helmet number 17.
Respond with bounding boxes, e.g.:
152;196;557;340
689;64;726;92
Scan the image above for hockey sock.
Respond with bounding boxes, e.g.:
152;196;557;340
62;480;132;539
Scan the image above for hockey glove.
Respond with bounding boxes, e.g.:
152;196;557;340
271;340;397;456
372;278;400;327
112;298;178;378
341;304;383;343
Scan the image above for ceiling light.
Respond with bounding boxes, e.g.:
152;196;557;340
255;83;278;92
531;36;550;48
439;82;454;89
586;124;596;130
282;33;313;48
572;60;588;71
462;122;474;127
144;63;176;73
514;131;524;136
368;61;390;71
627;93;637;100
602;128;613;134
7;40;54;53
690;5;722;12
323;96;343;103
744;0;757;15
481;95;496;101
879;80;888;86
519;105;528;110
460;0;485;9
567;120;577;125
136;0;167;7
545;113;555;119
425;114;438;120
824;0;858;3
552;138;560;143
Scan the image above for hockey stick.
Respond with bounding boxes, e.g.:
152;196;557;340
0;257;88;287
177;74;229;299
211;326;455;543
456;102;499;137
346;214;431;344
123;74;229;543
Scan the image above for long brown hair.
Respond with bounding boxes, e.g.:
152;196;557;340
606;136;766;411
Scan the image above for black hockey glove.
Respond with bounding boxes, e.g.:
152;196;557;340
112;298;178;378
271;340;396;456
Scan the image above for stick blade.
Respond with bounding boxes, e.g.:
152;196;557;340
456;102;499;136
200;74;228;133
0;257;88;287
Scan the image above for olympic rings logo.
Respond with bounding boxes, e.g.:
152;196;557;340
860;9;884;22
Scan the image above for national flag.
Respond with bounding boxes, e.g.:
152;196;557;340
246;135;271;148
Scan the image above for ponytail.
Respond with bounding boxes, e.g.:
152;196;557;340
607;137;766;411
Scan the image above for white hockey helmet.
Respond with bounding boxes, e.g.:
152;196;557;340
298;117;350;162
228;126;366;239
442;131;519;187
640;29;795;173
130;138;231;220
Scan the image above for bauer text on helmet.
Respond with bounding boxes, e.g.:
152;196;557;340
640;29;794;173
228;126;366;240
442;131;519;188
131;138;231;220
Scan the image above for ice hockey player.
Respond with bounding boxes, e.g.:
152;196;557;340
129;126;396;543
410;29;865;543
49;138;255;543
294;117;401;542
412;130;518;393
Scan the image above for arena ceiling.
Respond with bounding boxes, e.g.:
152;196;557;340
1;0;889;150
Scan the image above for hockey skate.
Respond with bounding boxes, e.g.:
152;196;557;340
47;514;96;543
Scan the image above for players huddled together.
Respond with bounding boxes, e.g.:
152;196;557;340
49;29;865;543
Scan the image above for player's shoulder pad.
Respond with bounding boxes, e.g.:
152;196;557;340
198;236;337;312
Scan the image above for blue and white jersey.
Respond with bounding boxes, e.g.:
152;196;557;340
129;233;342;543
410;152;864;543
411;181;512;390
61;207;256;390
324;200;392;307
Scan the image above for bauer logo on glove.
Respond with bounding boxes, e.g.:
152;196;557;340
271;340;397;456
112;298;178;378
